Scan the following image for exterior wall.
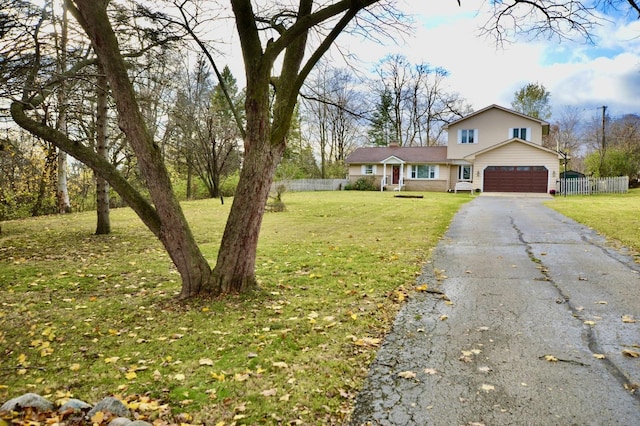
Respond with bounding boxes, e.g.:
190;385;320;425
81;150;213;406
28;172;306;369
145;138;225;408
447;108;544;160
473;142;560;192
404;180;449;192
349;174;383;189
448;166;460;191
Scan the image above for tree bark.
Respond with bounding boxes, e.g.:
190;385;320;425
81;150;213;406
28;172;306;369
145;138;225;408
68;0;213;298
95;61;110;235
55;0;71;214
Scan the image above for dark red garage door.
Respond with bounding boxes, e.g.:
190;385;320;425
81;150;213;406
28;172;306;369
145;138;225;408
483;166;548;193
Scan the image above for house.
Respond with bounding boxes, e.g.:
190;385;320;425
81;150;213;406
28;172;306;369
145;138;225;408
345;104;561;193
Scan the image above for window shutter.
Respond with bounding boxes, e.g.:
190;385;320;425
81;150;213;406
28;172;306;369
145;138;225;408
473;129;479;144
457;129;462;143
526;127;532;141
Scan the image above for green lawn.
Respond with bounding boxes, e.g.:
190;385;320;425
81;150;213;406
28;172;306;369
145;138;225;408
0;191;469;425
547;188;640;257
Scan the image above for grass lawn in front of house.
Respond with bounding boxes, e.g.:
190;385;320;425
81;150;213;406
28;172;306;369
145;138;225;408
0;190;470;425
546;188;640;257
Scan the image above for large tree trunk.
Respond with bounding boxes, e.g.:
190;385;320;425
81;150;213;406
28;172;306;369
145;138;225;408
211;62;282;293
69;0;213;298
56;0;71;214
95;62;110;235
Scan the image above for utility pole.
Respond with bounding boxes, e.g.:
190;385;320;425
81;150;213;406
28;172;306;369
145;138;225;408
601;105;607;151
599;105;607;176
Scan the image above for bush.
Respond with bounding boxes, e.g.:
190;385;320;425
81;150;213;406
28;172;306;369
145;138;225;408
344;176;378;191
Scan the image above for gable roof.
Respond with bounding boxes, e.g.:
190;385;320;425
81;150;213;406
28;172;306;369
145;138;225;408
463;138;561;160
444;104;550;133
345;146;449;164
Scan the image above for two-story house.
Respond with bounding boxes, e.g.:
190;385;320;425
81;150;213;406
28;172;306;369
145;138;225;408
345;104;561;193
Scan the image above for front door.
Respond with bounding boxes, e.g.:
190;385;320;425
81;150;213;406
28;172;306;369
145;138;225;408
392;166;400;184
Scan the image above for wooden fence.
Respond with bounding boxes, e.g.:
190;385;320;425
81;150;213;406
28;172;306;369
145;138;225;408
558;176;629;195
272;179;349;192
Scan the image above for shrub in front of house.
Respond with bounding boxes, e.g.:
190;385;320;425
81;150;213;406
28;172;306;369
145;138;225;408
344;176;377;191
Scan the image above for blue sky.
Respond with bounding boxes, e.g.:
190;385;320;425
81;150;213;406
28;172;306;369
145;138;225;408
348;0;640;121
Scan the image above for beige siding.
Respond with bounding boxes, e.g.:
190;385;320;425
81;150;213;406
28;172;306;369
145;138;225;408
447;108;544;160
473;142;560;192
404;180;449;192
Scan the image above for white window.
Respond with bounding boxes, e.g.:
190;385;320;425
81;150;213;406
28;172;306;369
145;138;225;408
458;129;478;144
362;164;375;175
458;165;472;181
510;127;531;141
410;165;438;179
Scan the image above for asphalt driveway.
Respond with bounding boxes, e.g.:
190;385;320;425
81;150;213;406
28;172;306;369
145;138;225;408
350;195;640;425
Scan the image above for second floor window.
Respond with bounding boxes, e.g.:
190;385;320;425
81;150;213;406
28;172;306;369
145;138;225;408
458;129;477;144
511;127;530;140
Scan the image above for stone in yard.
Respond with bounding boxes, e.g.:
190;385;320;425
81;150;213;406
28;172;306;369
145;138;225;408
87;396;130;418
59;398;92;412
0;393;53;412
108;418;132;426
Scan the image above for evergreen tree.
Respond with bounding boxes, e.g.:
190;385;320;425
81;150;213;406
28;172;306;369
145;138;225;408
368;89;395;146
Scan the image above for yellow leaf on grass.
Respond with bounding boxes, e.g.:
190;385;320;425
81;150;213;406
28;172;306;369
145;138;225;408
261;388;277;397
199;358;215;366
234;373;249;382
174;373;186;381
353;337;381;347
272;361;289;369
70;363;81;371
125;371;137;380
211;372;226;382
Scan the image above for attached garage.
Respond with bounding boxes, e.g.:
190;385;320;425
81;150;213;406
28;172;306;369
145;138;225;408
483;166;549;193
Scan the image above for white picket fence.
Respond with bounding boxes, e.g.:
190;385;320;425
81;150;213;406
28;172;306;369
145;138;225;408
272;179;349;192
558;176;629;195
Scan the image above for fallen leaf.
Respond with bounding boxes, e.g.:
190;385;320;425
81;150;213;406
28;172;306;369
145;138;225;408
543;355;558;362
261;388;277;397
125;371;137;380
211;372;226;382
622;315;636;323
477;366;492;373
439;314;448;321
199;358;215;366
595;301;608;305
480;384;495;392
584;320;596;326
593;353;606;359
272;361;289;369
622;349;640;358
415;284;428;292
174;373;186;381
69;363;81;371
397;370;417;379
234;373;249;382
91;411;105;424
279;394;290;402
424;368;438;375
